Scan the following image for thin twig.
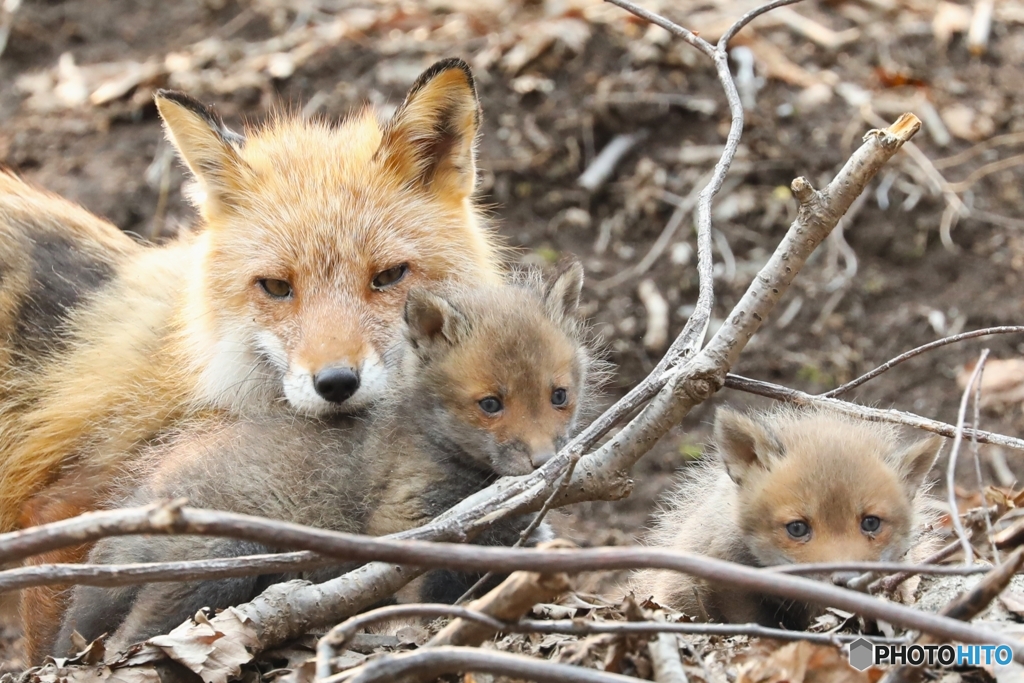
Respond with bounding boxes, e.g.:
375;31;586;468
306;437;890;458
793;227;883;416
971;356;1001;564
825;327;1024;398
341;646;641;683
725;374;1024;450
933;131;1024;169
718;0;807;48
0;550;330;592
948;350;990;566
770;561;998;577
872;538;967;595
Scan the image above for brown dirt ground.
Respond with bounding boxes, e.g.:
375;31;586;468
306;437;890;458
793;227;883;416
3;0;1024;673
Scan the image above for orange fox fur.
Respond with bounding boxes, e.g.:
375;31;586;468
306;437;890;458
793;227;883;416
631;406;943;628
0;58;505;537
0;172;140;439
0;178;142;661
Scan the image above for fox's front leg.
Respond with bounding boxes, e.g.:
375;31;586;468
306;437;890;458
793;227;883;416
57;536;278;656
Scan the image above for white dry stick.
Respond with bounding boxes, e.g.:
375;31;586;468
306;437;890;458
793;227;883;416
948;350;991;567
638;279;670;351
968;0;995;56
649;633;688;683
578;130;650;192
969;356;1000;564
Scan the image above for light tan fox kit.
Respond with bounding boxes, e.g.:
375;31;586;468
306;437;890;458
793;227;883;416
631;406;942;628
54;263;604;657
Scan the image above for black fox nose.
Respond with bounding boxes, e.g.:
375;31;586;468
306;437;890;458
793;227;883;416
313;367;360;404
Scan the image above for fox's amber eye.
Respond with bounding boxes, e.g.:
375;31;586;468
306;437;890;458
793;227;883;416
258;278;293;299
372;263;409;290
479;396;503;415
551;388;568;407
785;520;810;539
861;515;881;533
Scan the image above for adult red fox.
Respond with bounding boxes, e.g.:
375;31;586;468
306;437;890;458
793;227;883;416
631;406;942;628
0;58;505;661
0;58;504;533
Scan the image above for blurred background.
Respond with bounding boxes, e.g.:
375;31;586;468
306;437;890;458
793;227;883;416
1;0;1024;650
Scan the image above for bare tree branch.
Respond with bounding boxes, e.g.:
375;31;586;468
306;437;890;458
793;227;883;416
871;538;968;595
0;550;329;592
825;326;1024;398
724;374;1024;450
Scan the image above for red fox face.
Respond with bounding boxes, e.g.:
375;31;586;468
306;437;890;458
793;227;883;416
713;409;942;567
156;59;504;415
402;262;598;476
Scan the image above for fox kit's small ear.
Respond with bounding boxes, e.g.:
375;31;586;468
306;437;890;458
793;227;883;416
544;259;584;321
405;288;468;347
378;57;480;201
714;408;784;486
895;434;943;494
155;90;249;218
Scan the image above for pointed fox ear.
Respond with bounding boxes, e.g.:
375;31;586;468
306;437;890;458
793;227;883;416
405;288;468;348
544;258;584;322
895;434;943;495
714;408;784;486
378;58;480;201
154;90;249;217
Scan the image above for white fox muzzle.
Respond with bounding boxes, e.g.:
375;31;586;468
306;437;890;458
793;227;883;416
282;350;388;415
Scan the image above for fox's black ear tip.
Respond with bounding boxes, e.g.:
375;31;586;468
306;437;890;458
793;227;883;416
155;89;196;106
154;89;218;118
411;57;476;95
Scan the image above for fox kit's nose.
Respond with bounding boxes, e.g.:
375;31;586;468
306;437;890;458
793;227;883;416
313;367;360;404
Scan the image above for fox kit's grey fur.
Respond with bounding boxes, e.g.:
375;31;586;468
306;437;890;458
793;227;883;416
631;406;943;629
56;263;604;655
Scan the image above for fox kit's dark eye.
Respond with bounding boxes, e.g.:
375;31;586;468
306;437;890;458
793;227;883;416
478;396;503;415
372;264;409;290
861;515;881;533
551;388;568;407
259;279;293;299
785;520;810;539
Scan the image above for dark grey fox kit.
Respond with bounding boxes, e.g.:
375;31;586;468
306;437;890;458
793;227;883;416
56;263;603;655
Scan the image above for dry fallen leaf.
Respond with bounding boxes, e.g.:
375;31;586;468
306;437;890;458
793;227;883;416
147;607;261;683
957;358;1024;407
736;640;873;683
999;589;1024;618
